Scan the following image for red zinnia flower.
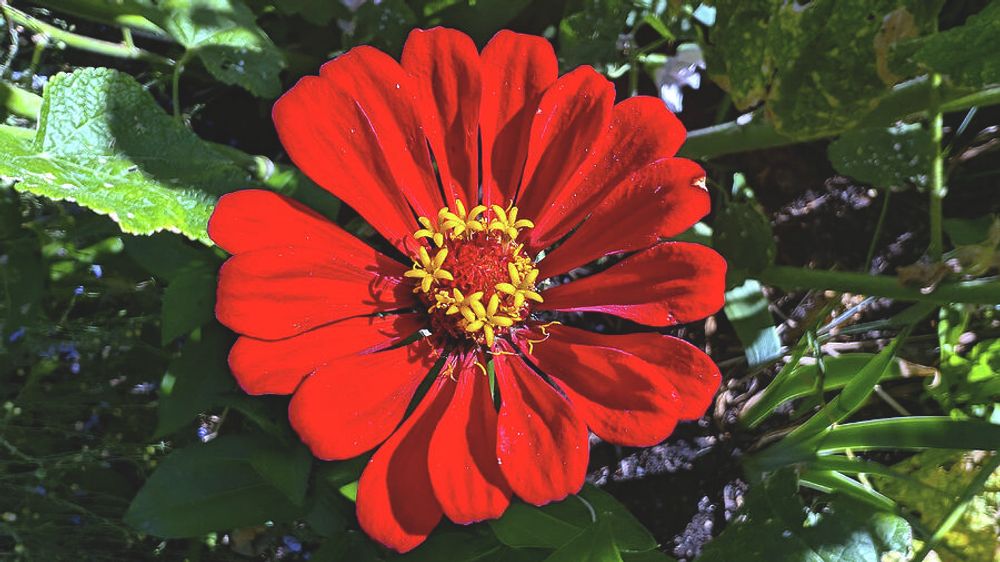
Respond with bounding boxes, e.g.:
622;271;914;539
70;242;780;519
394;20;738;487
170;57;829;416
209;27;726;552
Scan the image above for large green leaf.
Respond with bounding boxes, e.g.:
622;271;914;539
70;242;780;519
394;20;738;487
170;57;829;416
699;470;911;562
137;0;285;97
705;0;943;137
0;68;252;244
124;434;310;537
907;1;1000;88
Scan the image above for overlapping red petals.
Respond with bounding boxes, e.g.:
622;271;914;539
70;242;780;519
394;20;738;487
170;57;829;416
211;26;726;553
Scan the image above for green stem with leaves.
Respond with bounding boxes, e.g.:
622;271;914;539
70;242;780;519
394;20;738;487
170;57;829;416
2;5;172;68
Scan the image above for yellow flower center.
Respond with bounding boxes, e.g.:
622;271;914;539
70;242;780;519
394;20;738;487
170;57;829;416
405;200;542;348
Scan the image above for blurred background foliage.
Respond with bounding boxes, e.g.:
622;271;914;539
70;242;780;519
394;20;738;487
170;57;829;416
1;0;1000;560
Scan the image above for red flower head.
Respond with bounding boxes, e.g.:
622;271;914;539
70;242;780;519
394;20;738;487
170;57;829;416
209;28;726;553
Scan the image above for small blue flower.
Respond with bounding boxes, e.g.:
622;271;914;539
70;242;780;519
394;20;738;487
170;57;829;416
7;327;25;343
33;485;46;496
196;427;210;440
282;536;302;553
74;286;84;296
89;264;103;278
70;362;81;375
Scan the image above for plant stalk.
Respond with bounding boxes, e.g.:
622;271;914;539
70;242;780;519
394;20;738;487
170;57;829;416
757;265;1000;306
3;5;172;68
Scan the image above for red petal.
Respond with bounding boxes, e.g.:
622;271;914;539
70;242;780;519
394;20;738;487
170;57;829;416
428;356;511;523
538;242;726;326
216;246;410;340
288;338;439;460
273;47;442;251
479;30;558;206
525;96;688;251
514;67;615;222
518;325;720;446
538;158;709;278
209;190;387;256
229;314;425;395
357;376;453;553
402;28;480;206
493;344;588;505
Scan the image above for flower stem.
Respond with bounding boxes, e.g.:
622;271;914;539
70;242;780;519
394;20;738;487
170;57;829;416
680;77;1000;160
2;5;172;68
928;73;945;261
757;265;1000;305
0;81;41;119
864;190;891;271
26;0;167;38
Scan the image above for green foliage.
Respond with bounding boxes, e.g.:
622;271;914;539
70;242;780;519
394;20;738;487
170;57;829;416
706;0;944;137
876;451;1000;562
712;199;776;286
0;68;252;244
491;485;660;555
124;434;311;537
828;124;935;190
906;1;1000;88
154;324;235;438
699;470;911;562
559;0;628;70
136;0;285;97
3;0;1000;559
724;280;781;368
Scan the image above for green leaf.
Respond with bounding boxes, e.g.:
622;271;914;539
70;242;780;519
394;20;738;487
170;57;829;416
907;1;1000;88
828;123;935;190
786;333;906;441
875;450;1000;562
810;417;1000;455
161;263;217;344
542;520;622;562
422;0;533;44
490;485;657;553
137;0;285;97
759;353;905;415
559;0;628;71
491;496;594;549
123;233;219;281
124;434;310;537
0;68;254;244
312;531;383;562
343;0;417;58
712;199;775;286
273;0;346;25
724;279;781;368
578;485;658;553
154;324;235;438
704;0;944;137
399;530;503;562
699;470;911;562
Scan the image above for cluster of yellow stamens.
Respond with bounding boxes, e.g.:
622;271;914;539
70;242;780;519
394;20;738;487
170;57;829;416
405;200;542;347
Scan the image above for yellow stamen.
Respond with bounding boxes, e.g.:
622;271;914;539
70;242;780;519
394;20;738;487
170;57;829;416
489;204;534;239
